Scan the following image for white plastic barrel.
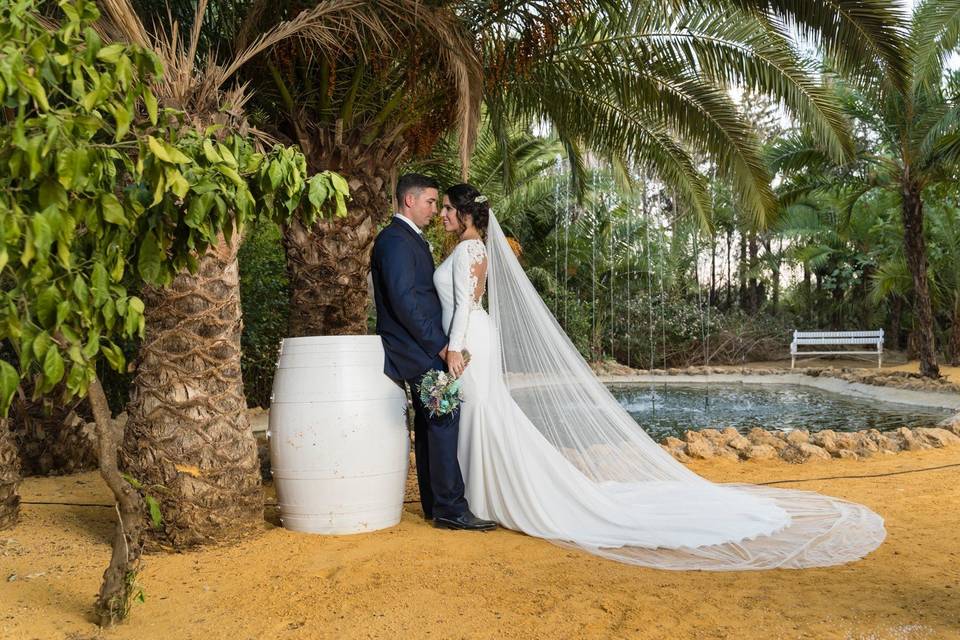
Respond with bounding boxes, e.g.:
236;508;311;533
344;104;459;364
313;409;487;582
269;335;409;534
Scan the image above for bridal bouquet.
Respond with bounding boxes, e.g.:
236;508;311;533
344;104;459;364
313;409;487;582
419;351;471;417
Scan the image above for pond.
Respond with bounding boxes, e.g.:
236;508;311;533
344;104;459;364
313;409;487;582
609;382;955;442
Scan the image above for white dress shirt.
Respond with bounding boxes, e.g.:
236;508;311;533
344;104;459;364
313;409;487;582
394;214;423;235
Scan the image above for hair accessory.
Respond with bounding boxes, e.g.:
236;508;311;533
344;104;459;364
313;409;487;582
474;195;488;204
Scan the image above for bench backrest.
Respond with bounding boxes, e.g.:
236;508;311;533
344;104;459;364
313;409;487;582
792;330;884;346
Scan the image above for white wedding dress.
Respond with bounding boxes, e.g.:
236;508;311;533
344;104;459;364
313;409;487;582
431;214;885;570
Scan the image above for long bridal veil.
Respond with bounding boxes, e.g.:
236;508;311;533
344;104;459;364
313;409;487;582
484;211;885;570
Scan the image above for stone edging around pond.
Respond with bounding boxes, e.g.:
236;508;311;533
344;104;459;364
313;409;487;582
591;362;960;394
659;421;960;464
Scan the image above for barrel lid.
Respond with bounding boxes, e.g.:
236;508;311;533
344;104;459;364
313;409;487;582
280;335;384;355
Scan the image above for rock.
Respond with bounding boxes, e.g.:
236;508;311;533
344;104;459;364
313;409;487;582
699;429;724;445
913;427;960;448
786;430;810;445
893;427;930;452
811;430;838;453
944;417;960;436
836;450;859;460
781;443;832;464
684;430;706;444
720;427;741;445
727;435;752;452
863;430;899;453
746;428;788;451
743;444;778;461
686;438;715;460
833;432;860;450
662;436;686;449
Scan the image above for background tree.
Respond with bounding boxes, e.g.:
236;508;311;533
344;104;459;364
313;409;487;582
770;0;960;377
97;0;349;547
0;0;340;624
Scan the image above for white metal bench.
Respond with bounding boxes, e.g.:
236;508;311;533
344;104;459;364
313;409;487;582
790;330;885;369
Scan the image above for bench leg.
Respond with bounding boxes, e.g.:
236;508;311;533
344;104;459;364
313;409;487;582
791;355;795;370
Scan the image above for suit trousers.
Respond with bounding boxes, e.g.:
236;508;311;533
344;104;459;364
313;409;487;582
405;356;469;520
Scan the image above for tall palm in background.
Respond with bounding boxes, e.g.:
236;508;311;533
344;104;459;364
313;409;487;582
173;0;907;336
770;0;960;378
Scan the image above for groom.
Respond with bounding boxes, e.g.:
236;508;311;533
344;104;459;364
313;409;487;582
370;173;496;532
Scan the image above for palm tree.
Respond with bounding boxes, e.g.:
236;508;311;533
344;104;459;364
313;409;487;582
770;0;960;377
97;0;355;547
0;418;17;530
224;0;908;335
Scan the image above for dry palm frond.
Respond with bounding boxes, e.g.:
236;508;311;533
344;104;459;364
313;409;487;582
94;0;482;166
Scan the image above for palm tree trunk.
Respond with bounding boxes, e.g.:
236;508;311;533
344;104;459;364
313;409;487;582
725;229;732;309
901;182;940;378
121;235;262;549
0;417;20;531
709;237;717;306
748;233;759;313
738;232;747;310
284;128;406;336
949;302;960;367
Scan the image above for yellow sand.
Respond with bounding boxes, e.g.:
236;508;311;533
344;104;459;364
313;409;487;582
2;446;959;640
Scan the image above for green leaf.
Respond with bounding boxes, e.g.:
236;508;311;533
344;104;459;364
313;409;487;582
16;70;49;110
56;300;71;328
202;139;222;163
145;495;163;529
65;363;85;395
330;172;350;196
186;192;215;228
101;193;126;226
96;43;126;64
36;286;61;328
121;472;143;490
101;342;125;372
137;231;163;283
308;176;329;211
147;136;192;165
42;347;65;388
113;102;132;142
32;214;53;256
91;262;109;306
32;332;51;361
0;360;19;417
267;160;283;190
216;143;237;168
166;168;190;198
72;275;89;306
144;88;158;125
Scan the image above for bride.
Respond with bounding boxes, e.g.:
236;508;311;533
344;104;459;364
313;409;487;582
431;182;885;570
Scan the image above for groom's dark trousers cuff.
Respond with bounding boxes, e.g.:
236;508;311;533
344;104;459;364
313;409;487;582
406;356;469;520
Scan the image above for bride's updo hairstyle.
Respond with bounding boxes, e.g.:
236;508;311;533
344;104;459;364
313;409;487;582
445;183;489;238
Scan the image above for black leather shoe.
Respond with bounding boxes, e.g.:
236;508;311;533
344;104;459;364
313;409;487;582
434;511;497;531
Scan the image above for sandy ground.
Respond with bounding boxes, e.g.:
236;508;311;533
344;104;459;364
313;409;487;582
2;446;960;640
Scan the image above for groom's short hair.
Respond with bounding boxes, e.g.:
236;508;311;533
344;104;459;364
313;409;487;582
396;173;439;207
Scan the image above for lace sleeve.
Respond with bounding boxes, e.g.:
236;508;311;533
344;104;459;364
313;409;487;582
447;239;487;352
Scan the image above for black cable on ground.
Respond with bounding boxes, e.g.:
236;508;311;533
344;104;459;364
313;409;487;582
755;462;960;485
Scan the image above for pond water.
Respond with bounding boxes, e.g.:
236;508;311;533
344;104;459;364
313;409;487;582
609;383;955;442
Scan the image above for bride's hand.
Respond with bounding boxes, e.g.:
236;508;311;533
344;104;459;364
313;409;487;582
447;350;466;378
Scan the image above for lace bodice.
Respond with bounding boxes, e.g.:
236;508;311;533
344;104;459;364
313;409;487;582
433;238;487;352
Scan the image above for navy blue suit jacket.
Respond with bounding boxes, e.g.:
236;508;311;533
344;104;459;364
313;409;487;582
370;217;448;381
